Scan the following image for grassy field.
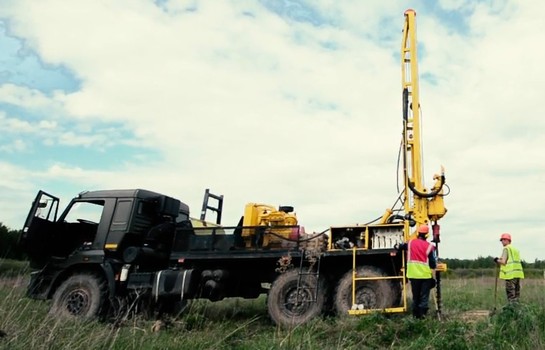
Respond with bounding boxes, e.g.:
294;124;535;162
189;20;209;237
1;261;544;349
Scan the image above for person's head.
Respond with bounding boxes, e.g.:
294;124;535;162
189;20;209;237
417;224;429;238
499;233;511;246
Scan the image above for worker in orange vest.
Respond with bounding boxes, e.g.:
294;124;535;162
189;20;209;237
397;224;437;318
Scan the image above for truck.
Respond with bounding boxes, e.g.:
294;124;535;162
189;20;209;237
18;9;447;327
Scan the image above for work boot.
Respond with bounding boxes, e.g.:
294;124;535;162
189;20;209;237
421;307;429;317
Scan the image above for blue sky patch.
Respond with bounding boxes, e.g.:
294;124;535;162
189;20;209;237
0;21;81;94
1;135;161;171
260;0;328;27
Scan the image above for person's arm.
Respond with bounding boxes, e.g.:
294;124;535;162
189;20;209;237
396;242;408;251
428;249;437;269
495;248;508;265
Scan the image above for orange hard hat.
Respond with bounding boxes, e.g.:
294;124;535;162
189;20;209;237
500;233;512;241
418;224;429;234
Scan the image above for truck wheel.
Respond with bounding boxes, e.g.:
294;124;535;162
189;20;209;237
334;266;397;315
267;269;326;327
50;274;108;318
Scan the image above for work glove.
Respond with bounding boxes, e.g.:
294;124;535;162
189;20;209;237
393;243;406;251
493;257;499;263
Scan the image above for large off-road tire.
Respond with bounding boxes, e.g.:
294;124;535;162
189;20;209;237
267;269;326;327
334;266;398;316
50;273;108;319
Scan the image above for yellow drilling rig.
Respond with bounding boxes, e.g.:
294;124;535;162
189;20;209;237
19;9;447;327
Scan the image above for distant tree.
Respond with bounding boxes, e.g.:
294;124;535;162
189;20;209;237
0;222;24;260
475;255;495;268
529;259;545;269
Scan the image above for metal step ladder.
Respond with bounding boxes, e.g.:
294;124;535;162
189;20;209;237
295;249;322;304
200;189;224;224
348;247;408;315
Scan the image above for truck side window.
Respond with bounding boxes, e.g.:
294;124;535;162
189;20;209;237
176;212;189;224
35;196;57;222
138;200;157;218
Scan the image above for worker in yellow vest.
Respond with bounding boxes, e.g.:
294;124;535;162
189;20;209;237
494;233;524;303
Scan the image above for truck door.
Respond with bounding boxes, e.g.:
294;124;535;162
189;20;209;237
19;191;60;263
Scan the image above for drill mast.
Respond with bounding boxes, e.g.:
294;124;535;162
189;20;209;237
401;9;447;235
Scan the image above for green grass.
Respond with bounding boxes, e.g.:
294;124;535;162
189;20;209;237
0;259;28;277
1;271;544;349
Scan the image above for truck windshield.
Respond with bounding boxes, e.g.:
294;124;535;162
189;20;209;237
64;201;104;224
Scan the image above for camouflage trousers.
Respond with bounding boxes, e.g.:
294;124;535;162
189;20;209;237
505;278;521;302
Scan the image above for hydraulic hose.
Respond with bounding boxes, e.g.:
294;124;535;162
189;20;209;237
403;88;409;122
408;175;445;198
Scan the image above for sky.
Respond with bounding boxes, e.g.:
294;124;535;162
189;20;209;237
0;0;544;261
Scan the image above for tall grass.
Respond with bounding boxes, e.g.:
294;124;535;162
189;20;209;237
0;259;28;277
1;269;544;349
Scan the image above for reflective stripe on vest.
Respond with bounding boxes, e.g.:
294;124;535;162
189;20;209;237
500;245;525;280
406;238;434;279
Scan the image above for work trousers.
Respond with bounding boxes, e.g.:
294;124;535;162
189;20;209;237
409;278;435;319
505;278;521;302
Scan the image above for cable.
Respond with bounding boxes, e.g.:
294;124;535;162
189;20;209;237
441;184;451;196
266;229;328;243
396;138;403;194
419;105;426;188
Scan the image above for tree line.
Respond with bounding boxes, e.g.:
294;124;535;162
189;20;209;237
441;256;545;270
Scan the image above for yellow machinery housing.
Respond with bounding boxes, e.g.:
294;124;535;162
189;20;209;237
241;203;298;248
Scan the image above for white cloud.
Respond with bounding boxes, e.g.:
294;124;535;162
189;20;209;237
0;139;27;153
0;112;33;132
0;84;63;111
38;120;57;129
0;1;544;261
0;162;38;227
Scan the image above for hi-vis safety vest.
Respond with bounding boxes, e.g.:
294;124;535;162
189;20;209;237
406;238;435;279
500;245;525;280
